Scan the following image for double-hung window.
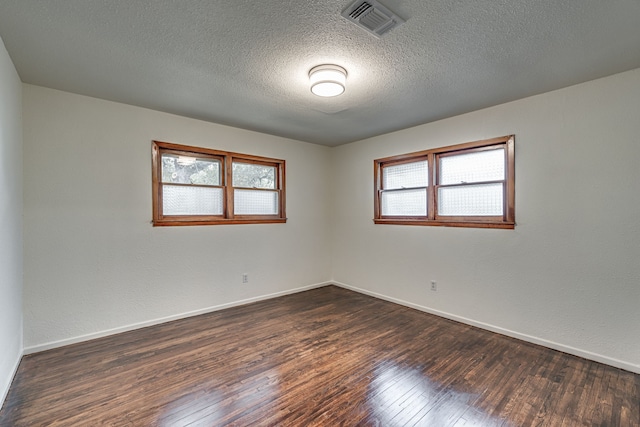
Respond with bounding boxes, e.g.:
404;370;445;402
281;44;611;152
374;135;515;229
152;141;286;226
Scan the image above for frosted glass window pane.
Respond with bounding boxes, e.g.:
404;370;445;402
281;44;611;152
161;154;220;185
235;189;278;215
163;185;223;215
438;183;503;216
383;161;428;189
381;189;427;216
233;163;276;189
439;148;504;185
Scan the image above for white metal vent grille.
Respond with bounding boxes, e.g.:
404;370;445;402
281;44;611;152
342;0;405;37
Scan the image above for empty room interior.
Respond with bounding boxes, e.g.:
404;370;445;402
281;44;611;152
1;1;639;426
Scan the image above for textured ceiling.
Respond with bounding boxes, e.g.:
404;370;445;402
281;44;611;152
1;0;640;146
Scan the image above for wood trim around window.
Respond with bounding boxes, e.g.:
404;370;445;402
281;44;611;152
374;135;515;229
152;140;286;226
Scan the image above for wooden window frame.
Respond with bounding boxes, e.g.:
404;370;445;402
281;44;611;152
152;141;286;226
374;135;515;229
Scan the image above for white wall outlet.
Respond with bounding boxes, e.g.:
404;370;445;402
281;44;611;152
242;273;249;284
430;280;437;291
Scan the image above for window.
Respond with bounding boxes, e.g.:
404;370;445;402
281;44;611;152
374;135;515;229
152;141;286;226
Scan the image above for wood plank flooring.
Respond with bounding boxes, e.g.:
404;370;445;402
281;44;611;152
1;285;638;426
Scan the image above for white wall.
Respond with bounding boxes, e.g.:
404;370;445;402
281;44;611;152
22;85;333;351
19;68;640;374
0;37;23;403
331;69;640;373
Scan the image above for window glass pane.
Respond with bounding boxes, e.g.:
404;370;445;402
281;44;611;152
438;183;503;216
163;185;223;215
439;148;504;185
383;161;428;190
161;154;220;185
381;189;427;216
234;189;278;215
233;162;276;189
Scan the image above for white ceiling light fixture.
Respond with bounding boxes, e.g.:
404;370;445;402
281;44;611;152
309;64;347;97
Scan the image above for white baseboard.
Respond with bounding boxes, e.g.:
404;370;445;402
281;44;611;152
21;280;639;374
23;281;331;355
332;281;640;374
1;349;23;410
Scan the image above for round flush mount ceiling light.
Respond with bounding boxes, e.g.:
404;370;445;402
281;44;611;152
309;64;347;97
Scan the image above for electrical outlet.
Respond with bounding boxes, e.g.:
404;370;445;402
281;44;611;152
430;280;437;291
242;273;249;284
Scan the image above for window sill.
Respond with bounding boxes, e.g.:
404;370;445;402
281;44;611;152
373;219;515;229
153;218;287;227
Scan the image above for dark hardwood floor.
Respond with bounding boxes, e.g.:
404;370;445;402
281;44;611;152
1;285;638;426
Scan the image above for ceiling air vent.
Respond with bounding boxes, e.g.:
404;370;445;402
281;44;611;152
342;0;405;37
